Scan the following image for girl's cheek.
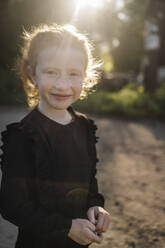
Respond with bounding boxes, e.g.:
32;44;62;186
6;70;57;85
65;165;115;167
77;84;83;93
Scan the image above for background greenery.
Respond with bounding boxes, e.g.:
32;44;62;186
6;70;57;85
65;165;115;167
73;82;165;120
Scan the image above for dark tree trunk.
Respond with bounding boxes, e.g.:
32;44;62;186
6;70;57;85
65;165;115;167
142;0;165;92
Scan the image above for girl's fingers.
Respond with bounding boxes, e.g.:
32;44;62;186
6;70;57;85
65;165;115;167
102;215;110;232
86;220;96;232
96;213;104;231
88;208;97;225
87;229;103;244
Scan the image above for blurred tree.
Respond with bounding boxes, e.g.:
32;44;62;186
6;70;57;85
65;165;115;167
110;0;147;74
142;0;165;92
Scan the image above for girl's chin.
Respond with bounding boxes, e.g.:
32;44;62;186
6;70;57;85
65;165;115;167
47;100;72;110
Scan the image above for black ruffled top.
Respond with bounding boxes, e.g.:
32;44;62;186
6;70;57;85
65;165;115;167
0;105;104;248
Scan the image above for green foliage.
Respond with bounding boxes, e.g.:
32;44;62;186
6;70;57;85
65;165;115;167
73;82;165;120
0;67;26;106
102;53;114;73
154;83;165;115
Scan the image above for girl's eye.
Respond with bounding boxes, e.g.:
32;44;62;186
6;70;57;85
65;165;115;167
69;72;79;77
47;71;58;75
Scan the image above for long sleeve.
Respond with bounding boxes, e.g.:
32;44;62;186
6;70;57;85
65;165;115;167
87;165;105;209
0;127;72;241
86;118;105;209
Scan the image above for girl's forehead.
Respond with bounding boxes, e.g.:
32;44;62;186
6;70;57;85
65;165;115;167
37;46;86;70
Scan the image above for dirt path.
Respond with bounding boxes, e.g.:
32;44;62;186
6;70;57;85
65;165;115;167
0;107;165;248
92;116;165;248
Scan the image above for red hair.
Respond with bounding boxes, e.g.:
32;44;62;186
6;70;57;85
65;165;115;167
16;23;102;108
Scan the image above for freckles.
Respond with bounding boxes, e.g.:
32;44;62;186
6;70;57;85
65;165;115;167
75;83;83;91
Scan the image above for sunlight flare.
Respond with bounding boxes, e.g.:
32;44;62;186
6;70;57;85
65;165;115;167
76;0;104;9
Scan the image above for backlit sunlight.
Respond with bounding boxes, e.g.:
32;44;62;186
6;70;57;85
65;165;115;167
76;0;104;9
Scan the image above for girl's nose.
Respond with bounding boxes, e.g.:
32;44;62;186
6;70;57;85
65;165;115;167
55;76;71;90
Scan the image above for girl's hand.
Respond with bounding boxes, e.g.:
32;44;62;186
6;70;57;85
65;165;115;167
67;218;103;245
87;206;110;234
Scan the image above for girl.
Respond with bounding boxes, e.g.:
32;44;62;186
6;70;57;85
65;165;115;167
0;24;110;248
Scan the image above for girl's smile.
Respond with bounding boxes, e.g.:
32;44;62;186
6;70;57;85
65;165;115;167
34;46;86;119
51;94;73;101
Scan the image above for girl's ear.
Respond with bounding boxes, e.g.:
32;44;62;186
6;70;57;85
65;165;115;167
26;65;37;86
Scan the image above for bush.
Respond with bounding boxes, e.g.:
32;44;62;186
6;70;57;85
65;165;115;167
73;82;165;120
0;67;26;106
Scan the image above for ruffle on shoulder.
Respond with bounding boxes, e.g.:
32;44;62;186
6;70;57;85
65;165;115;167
0;121;52;180
80;116;100;166
69;106;99;165
87;118;99;144
0;123;22;170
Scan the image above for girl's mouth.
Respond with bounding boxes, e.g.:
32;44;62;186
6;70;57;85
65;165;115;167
52;94;72;100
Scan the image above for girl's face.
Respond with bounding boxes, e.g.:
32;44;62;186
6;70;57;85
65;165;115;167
34;45;86;112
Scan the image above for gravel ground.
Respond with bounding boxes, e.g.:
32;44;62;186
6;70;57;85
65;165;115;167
0;106;165;248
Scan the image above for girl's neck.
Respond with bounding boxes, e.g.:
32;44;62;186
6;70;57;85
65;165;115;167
38;103;73;124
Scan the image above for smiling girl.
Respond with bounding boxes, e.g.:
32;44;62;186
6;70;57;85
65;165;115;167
0;24;110;248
